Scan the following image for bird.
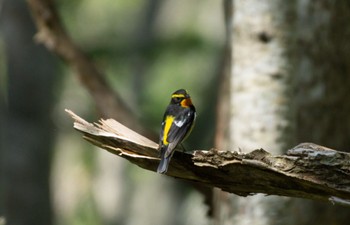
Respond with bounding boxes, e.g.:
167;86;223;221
157;89;196;174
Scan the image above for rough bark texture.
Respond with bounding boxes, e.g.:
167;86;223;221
66;110;350;206
230;0;295;153
293;1;350;224
228;1;296;224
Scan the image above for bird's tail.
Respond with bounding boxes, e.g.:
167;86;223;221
157;146;170;174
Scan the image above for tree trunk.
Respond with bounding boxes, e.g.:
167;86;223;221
221;1;297;224
212;0;232;222
0;0;59;224
293;1;350;224
216;1;350;225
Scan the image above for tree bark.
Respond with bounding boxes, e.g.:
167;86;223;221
227;1;297;224
66;110;350;206
0;0;58;224
293;1;350;224
212;1;233;222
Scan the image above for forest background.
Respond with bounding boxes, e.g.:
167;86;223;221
1;1;350;225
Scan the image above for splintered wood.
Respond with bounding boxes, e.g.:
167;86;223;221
66;109;350;206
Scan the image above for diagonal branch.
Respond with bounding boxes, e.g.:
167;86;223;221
66;109;350;206
26;0;146;134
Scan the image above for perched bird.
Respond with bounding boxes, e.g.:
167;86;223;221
157;89;196;174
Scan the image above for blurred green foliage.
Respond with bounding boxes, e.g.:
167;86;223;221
56;0;223;128
51;1;224;224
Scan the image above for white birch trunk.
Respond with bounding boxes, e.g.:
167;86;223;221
226;1;296;224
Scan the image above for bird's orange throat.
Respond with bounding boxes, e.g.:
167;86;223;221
180;98;193;108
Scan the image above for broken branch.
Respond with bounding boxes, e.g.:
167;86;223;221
66;109;350;206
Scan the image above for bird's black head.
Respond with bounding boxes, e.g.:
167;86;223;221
170;89;192;107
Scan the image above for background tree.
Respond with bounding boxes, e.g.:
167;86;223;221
1;0;223;224
214;1;350;225
0;0;59;224
293;1;350;224
216;1;297;224
3;0;350;224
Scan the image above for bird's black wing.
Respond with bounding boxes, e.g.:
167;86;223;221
158;120;165;148
165;108;195;158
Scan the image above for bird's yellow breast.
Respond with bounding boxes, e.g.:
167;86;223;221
163;116;174;145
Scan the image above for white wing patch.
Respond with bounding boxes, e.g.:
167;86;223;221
174;119;185;127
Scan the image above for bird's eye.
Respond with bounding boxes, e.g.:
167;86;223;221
173;97;180;102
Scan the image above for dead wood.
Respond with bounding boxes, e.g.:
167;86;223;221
66;109;350;206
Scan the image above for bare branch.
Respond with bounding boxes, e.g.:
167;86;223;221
66;109;350;206
26;0;146;134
